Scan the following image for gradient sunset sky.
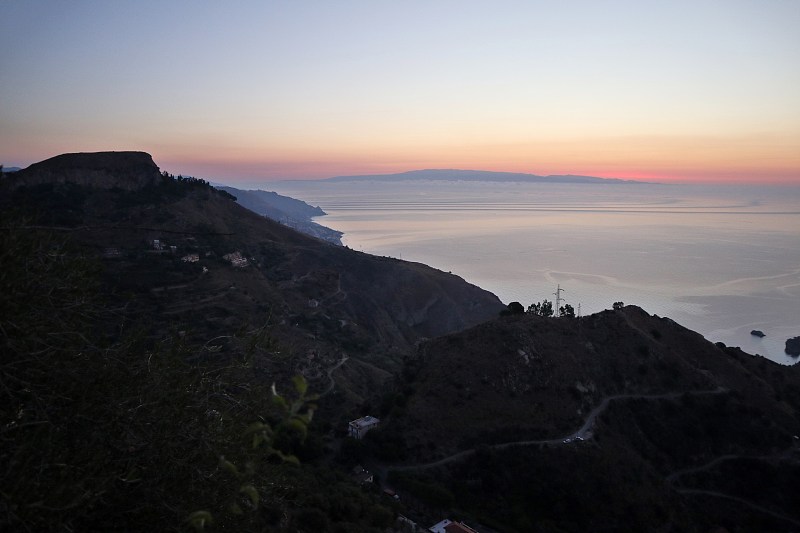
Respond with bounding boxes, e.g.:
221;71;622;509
1;1;798;185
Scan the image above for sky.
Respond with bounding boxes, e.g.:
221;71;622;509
1;1;799;185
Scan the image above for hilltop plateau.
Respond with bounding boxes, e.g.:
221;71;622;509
5;151;162;191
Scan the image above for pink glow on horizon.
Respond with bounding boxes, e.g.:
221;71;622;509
155;152;798;187
2;2;798;189
5;145;797;187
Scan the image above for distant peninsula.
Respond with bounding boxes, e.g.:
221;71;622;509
216;185;343;245
324;169;645;184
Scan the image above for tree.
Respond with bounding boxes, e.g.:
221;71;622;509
559;304;575;318
504;301;525;315
613;301;624;311
527;299;554;317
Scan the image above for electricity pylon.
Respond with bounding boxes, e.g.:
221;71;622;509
554;284;565;317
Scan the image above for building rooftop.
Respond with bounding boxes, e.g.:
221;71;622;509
350;415;380;428
445;523;479;533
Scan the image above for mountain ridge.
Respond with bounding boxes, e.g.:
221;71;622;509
0;150;504;362
4;151;163;191
322;168;645;184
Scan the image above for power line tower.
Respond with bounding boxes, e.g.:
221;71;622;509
553;284;565;317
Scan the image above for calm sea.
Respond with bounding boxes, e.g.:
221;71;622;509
267;180;800;365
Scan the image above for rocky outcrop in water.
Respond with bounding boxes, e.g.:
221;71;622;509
786;336;800;356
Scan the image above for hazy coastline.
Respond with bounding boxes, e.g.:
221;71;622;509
268;179;800;365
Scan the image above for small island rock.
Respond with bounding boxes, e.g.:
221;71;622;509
786;336;800;356
750;330;766;338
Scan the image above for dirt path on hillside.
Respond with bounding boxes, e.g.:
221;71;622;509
319;355;348;397
675;488;800;527
664;447;800;527
389;387;728;472
385;385;800;526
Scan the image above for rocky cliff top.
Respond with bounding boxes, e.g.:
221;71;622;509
5;151;162;191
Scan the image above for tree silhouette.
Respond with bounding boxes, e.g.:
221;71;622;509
527;299;554;317
506;301;525;315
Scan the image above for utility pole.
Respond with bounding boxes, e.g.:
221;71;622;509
553;284;565;317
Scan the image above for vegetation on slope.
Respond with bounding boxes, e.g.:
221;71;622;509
0;216;404;532
0;153;503;531
371;310;800;531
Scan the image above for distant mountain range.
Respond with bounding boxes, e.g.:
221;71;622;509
325;169;644;184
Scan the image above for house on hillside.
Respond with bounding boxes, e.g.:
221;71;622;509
348;415;380;439
351;465;374;485
429;519;480;533
222;251;249;268
181;253;199;263
396;515;419;533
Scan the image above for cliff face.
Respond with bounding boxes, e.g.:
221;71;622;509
7;151;162;191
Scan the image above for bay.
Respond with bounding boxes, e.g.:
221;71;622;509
267;180;800;365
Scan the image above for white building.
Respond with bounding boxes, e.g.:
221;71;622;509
222;251;249;268
348;415;380;439
429;519;453;533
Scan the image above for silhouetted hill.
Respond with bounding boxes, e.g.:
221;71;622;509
6;151;162;190
1;151;504;405
0;151;505;532
324;169;642;184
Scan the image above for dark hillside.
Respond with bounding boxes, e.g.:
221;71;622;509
1;151;502;353
4;151;797;532
0;152;503;532
6;151;162;190
0;154;504;421
377;307;800;531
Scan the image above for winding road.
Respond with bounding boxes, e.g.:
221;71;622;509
319;354;349;397
665;448;800;528
384;385;800;527
390;387;728;472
